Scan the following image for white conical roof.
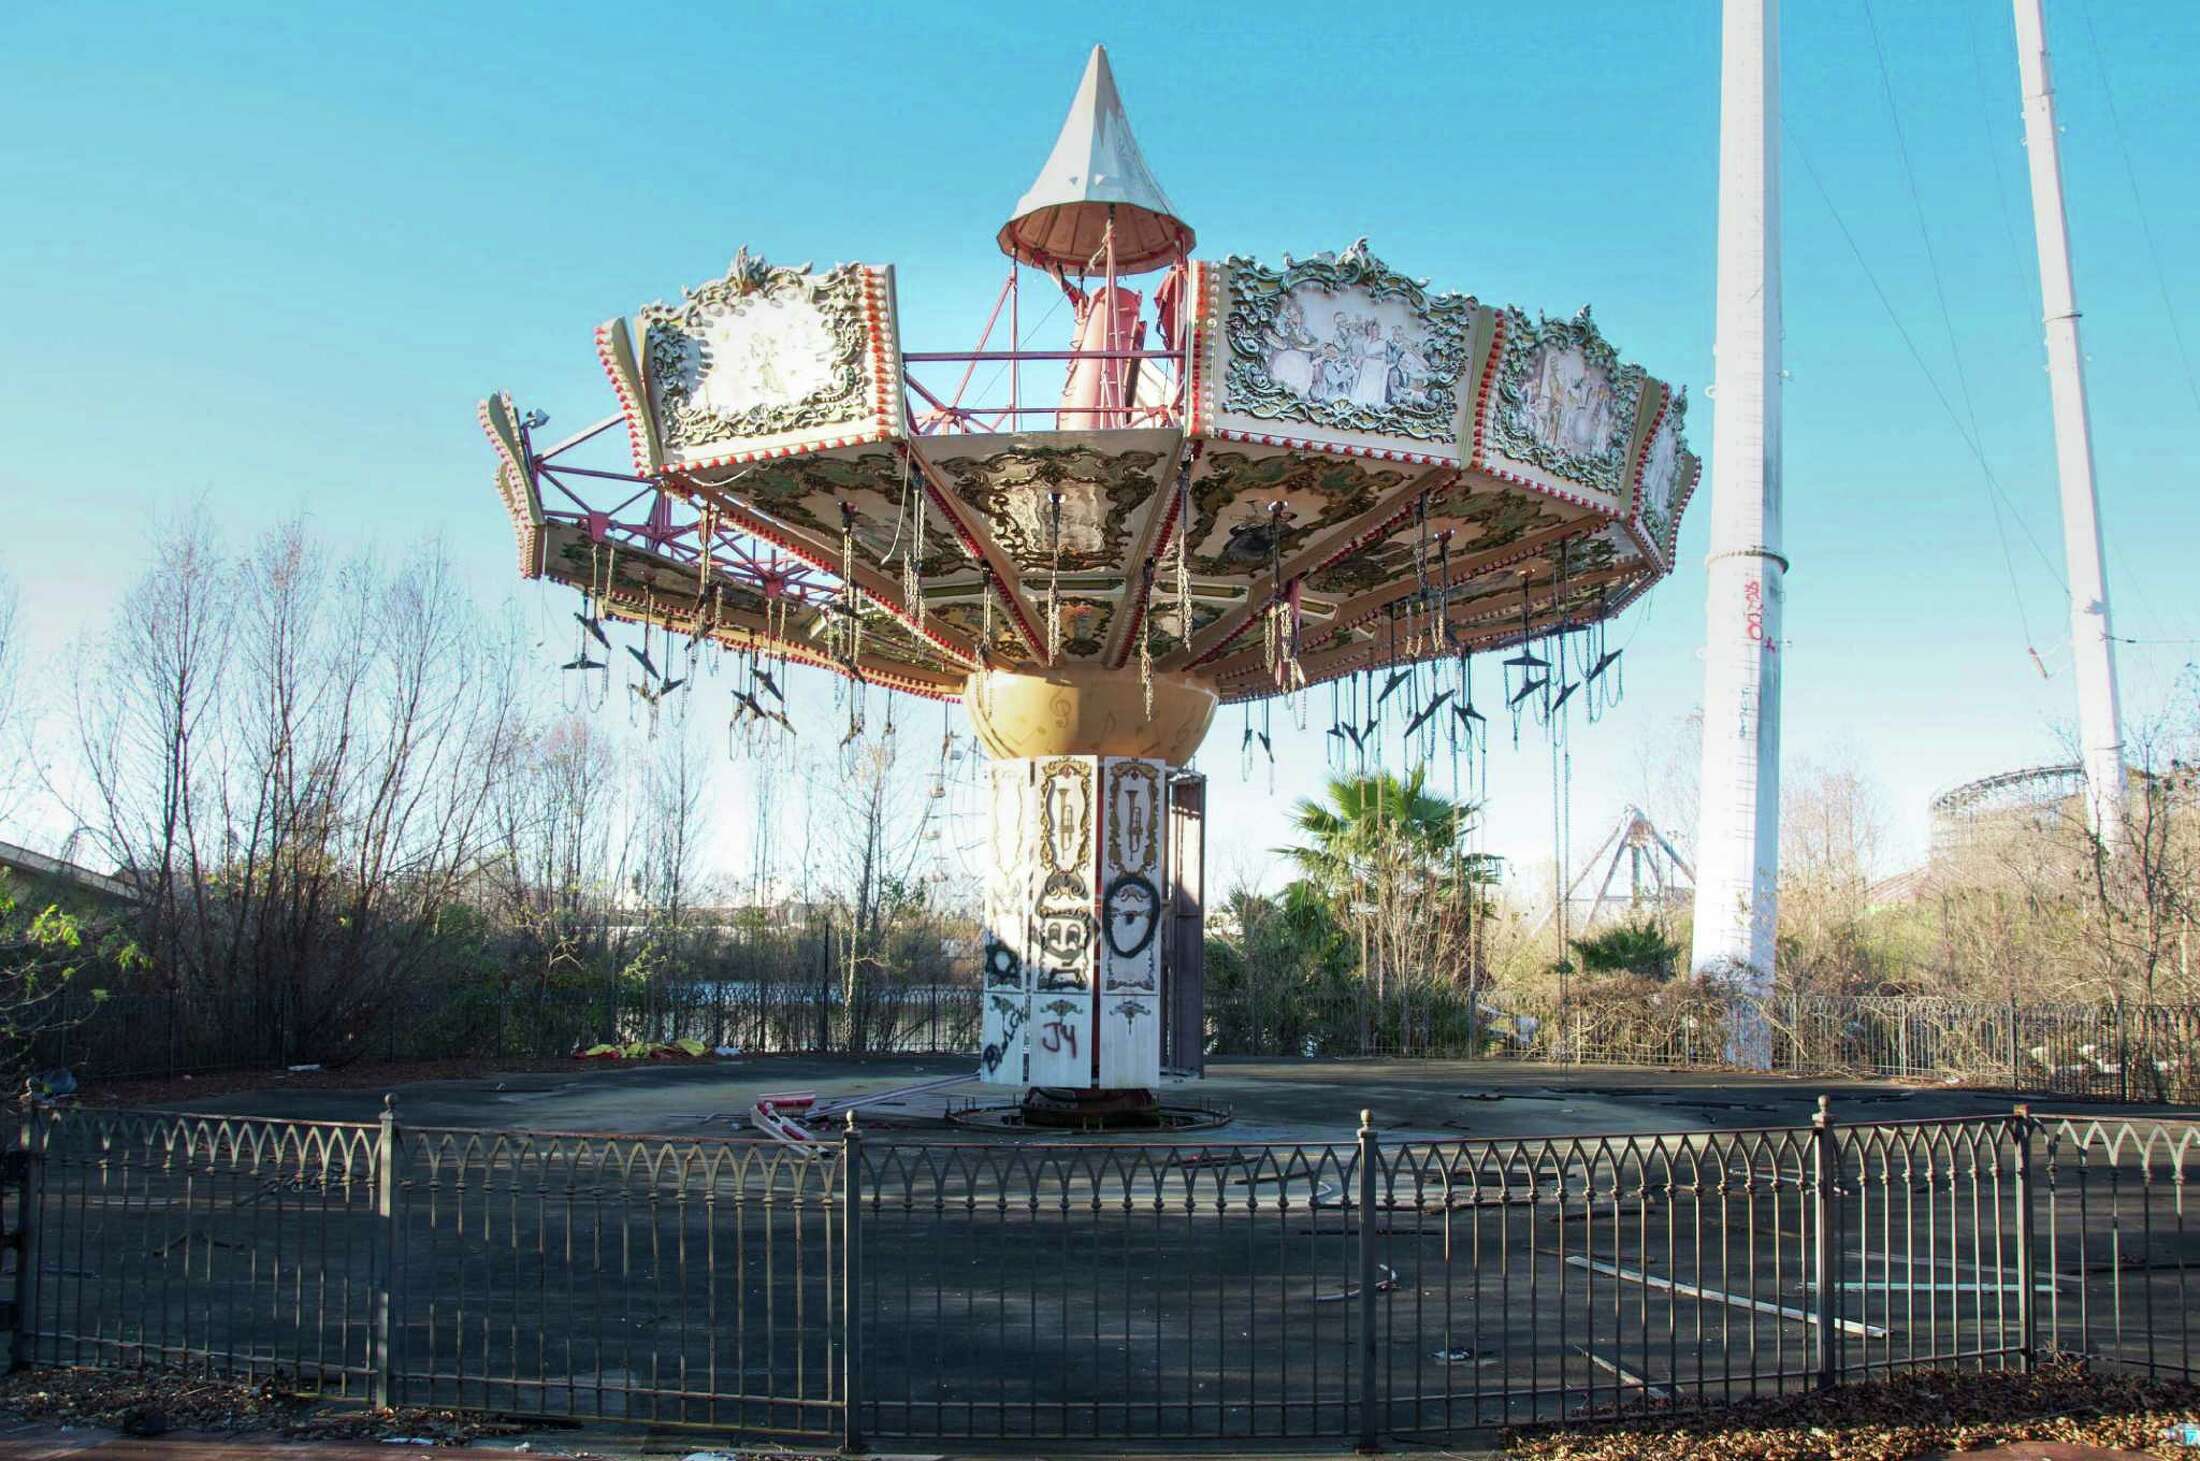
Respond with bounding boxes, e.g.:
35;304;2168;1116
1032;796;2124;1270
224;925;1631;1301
997;46;1193;276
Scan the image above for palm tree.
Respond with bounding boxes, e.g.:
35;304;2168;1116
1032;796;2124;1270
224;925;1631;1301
1278;769;1496;1007
1571;919;1682;980
1281;768;1481;895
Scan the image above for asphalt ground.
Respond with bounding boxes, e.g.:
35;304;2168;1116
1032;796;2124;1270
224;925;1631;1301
115;1052;2190;1143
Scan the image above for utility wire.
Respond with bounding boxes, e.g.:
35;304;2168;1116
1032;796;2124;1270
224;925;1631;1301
1965;4;2037;318
1859;0;2040;655
1790;136;2069;600
1861;1;1987;451
2079;0;2200;421
2069;1;2200;653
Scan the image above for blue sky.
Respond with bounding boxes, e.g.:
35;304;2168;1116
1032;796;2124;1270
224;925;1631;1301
2;1;2194;895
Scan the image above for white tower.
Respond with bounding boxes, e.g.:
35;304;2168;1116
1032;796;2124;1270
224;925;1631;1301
1690;0;1786;1068
2011;0;2127;851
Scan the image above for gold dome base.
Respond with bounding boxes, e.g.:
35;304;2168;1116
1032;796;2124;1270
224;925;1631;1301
962;668;1216;764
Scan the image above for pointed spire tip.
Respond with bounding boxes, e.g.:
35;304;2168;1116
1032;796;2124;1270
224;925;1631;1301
997;45;1193;275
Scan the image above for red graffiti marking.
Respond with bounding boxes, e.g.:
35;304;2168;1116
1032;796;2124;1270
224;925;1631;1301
1742;580;1779;653
1039;1022;1079;1057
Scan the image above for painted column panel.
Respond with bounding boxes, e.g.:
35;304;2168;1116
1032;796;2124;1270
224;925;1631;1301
979;759;1035;1086
1098;757;1167;1088
976;753;1169;1089
1027;757;1099;1088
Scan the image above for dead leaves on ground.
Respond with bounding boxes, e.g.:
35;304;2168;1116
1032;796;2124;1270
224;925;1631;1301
1506;1359;2199;1460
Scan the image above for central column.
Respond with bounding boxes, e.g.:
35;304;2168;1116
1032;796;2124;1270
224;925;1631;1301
1691;0;1785;1069
964;669;1214;1110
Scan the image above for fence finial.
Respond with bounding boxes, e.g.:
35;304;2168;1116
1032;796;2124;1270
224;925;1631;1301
1813;1094;1831;1125
1358;1108;1373;1133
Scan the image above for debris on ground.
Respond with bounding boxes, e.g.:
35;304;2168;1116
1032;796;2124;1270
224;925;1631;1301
77;1059;580;1107
575;1038;718;1061
73;1045;744;1108
283;1407;524;1444
0;1365;304;1433
0;1366;835;1455
0;1366;517;1443
1504;1358;2200;1459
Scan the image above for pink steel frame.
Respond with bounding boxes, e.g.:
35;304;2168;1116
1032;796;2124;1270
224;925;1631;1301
521;412;838;607
514;241;1194;619
901;249;1192;436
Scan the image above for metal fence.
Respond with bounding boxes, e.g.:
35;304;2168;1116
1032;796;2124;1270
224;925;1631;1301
39;969;2200;1110
28;979;984;1083
1207;986;2200;1103
10;1105;2196;1445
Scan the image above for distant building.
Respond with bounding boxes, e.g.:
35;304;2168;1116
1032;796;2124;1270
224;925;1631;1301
1869;761;2181;907
0;838;140;905
1928;763;2092;862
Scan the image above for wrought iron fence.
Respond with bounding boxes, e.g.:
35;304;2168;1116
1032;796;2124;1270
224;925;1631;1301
11;1105;2197;1445
27;978;983;1083
37;965;2199;1111
1205;985;2200;1103
2038;1112;2200;1381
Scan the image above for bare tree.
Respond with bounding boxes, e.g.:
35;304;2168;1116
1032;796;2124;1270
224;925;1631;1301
1777;753;1896;993
73;516;231;1019
1631;710;1703;862
825;719;942;1051
0;573;22;825
69;520;528;1066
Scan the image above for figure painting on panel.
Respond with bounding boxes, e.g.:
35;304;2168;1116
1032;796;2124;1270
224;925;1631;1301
1315;342;1356;403
1266;286;1441;414
697;295;835;416
1259;297;1318;396
1348;317;1390;407
1525;343;1616;456
1642;417;1679;519
1386;326;1430;403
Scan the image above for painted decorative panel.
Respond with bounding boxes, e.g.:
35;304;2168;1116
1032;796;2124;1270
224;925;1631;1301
1630;389;1698;565
1098;756;1166;1088
1484;306;1645;495
1182;450;1415;577
976;754;1168;1090
1220;243;1475;445
627;249;902;473
927;437;1175;574
979;759;1034;1086
1026;756;1097;1087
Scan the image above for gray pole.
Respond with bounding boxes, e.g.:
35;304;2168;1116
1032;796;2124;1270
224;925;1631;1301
2011;0;2128;850
1355;1109;1380;1452
842;1111;865;1454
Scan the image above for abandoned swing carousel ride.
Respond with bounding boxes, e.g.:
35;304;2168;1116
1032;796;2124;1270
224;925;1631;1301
477;47;1700;1122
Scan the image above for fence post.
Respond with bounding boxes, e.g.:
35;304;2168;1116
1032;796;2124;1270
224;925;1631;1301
2009;995;2021;1092
2115;997;2129;1104
2011;1103;2036;1371
6;1111;42;1371
842;1112;865;1455
1356;1109;1380;1453
1811;1095;1839;1390
373;1095;405;1409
